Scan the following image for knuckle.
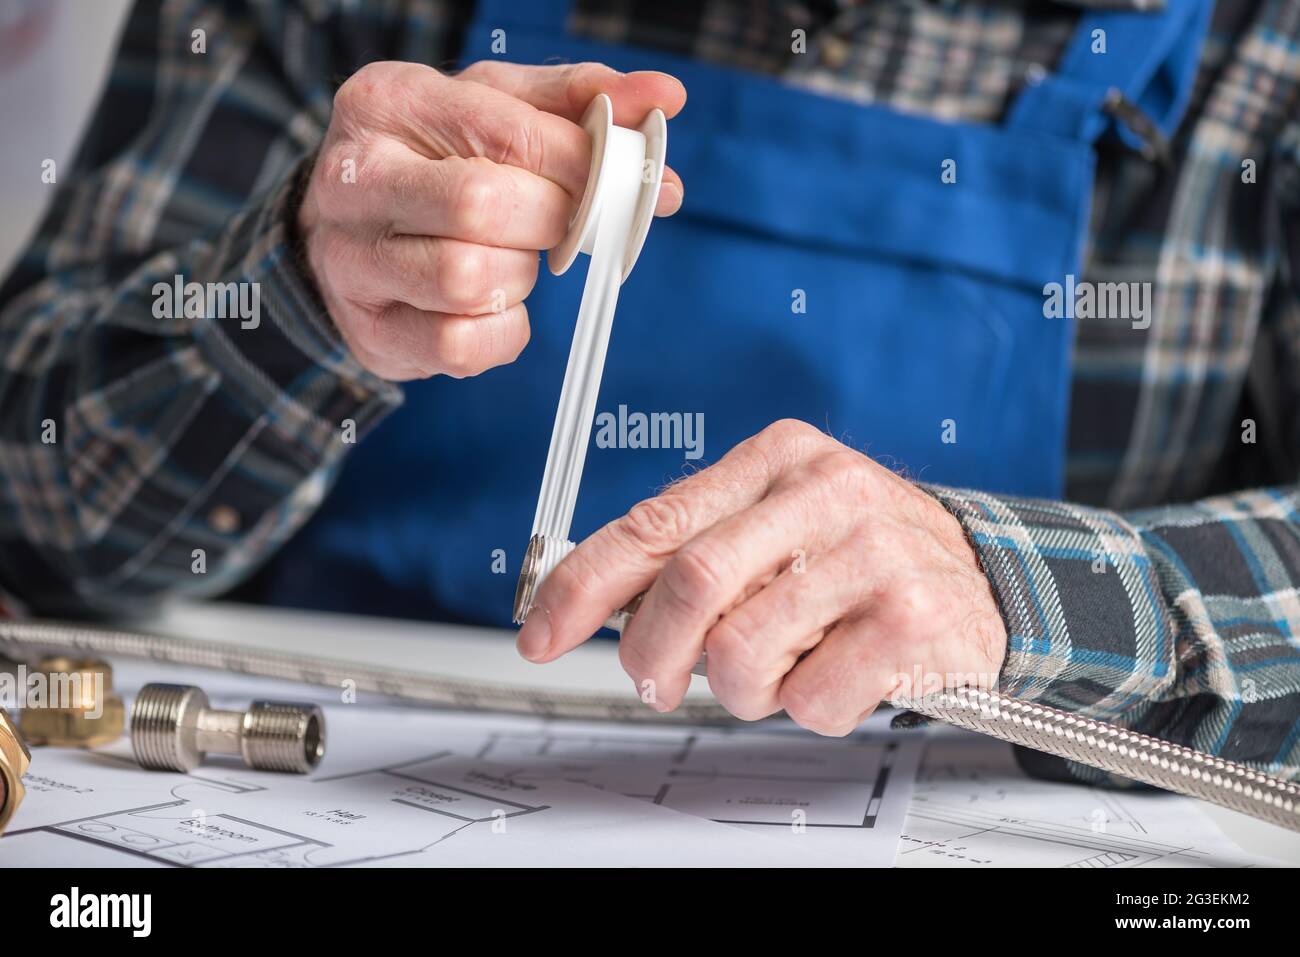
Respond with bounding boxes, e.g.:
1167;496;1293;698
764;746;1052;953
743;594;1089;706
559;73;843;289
385;161;428;209
620;495;694;555
504;303;531;361
703;616;784;722
436;244;489;313
743;418;825;473
558;63;616;114
513;251;541;299
659;542;729;617
704;617;750;664
348;308;389;362
456;60;494;84
703;618;762;683
707;672;774;722
884;578;932;628
723;700;776;723
312;148;353;210
335;62;389;115
570;61;612;85
313;228;360;283
808;448;869;494
616;636;647;678
430;318;483;378
815;721;857;738
500;112;547;174
536;555;589;618
448;165;502;238
778;682;839;734
763;417;820;447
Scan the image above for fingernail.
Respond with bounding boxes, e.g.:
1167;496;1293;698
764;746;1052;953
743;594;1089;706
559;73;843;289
659;181;682;213
517;607;552;661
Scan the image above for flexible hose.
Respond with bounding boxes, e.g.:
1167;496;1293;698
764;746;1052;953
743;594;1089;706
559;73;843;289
3;618;1297;832
0;619;733;724
892;687;1300;833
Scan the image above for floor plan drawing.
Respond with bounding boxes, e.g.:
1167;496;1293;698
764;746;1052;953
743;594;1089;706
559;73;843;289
9;748;559;867
0;705;904;867
897;732;1283;868
410;709;923;865
3;657;1278;868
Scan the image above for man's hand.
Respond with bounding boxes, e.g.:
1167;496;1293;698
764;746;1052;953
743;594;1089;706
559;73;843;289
297;61;685;381
516;419;1008;734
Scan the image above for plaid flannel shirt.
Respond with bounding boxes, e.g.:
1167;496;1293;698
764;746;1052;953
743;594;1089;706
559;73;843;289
1;0;1299;786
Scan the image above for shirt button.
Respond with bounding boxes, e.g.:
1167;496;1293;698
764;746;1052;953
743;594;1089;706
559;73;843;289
208;505;240;534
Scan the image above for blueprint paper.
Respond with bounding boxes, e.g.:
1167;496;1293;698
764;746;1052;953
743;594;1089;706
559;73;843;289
418;710;922;867
897;731;1288;868
122;659;923;866
1;668;919;867
5;657;1274;868
1;732;865;867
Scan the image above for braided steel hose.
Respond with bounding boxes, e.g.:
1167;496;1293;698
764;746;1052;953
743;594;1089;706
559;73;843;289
0;618;732;725
894;686;1300;833
3;618;1298;831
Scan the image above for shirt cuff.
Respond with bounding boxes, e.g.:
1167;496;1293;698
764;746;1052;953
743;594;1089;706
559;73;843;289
180;153;404;496
227;154;402;415
920;484;1176;722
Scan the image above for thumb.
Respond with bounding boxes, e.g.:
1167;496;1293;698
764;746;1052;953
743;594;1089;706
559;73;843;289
456;61;685;215
455;61;686;126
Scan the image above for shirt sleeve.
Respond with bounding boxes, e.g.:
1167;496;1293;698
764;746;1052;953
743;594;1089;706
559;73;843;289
919;83;1300;791
0;0;473;615
927;484;1300;786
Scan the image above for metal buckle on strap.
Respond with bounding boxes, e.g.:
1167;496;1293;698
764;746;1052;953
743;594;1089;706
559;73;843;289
1101;87;1172;165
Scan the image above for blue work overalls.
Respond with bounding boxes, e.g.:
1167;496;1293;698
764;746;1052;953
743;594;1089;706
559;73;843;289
257;0;1212;624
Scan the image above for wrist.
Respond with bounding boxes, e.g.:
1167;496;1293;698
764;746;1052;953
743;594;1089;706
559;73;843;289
915;482;1009;681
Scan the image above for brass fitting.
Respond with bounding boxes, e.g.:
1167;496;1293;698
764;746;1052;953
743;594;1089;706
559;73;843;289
20;657;125;748
0;706;30;834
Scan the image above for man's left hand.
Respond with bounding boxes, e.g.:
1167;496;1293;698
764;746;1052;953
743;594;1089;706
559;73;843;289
516;419;1008;733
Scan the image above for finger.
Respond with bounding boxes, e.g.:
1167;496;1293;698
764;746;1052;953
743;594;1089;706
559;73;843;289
777;616;896;737
456;61;685;216
335;143;573;249
456;61;686;124
621;486;845;713
702;545;883;720
366;235;539;315
390;67;592;197
654;175;683;217
365;300;531;380
517;427;795;664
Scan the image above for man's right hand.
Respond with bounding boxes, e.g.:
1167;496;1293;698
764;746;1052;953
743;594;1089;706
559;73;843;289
297;61;686;381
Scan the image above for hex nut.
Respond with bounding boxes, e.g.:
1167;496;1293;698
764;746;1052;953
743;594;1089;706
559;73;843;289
0;707;30;834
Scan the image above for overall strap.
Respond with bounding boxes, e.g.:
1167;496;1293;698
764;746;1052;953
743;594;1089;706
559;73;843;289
1006;0;1214;150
